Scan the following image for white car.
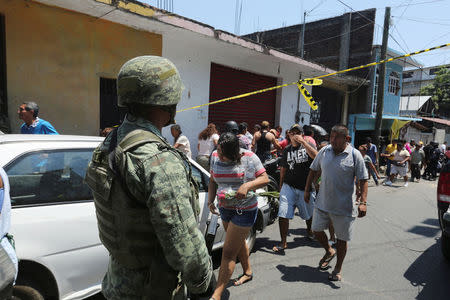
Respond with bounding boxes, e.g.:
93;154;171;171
0;134;274;300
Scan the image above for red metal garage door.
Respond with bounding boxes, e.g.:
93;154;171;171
208;63;277;132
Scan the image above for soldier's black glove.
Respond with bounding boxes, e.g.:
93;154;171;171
190;273;216;299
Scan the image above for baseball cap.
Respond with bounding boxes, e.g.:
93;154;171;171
289;124;303;133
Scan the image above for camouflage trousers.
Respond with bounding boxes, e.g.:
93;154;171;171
102;257;187;300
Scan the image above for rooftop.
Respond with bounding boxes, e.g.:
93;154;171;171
33;0;365;86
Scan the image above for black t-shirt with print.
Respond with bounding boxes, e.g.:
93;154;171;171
280;144;313;190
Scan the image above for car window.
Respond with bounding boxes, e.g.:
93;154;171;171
5;149;94;206
191;164;208;193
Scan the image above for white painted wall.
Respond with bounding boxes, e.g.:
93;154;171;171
162;33;313;157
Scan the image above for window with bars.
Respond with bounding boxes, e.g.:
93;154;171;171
388;72;400;95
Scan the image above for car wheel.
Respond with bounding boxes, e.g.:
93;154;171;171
442;233;450;261
246;225;257;253
267;175;279;192
13;285;44;300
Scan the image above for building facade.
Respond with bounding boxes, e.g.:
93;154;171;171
402;64;449;96
0;0;360;157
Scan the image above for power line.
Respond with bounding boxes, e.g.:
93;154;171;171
307;0;327;15
304;22;372;46
335;0;414;57
392;17;450;27
391;0;445;8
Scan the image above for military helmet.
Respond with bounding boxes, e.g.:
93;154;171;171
224;121;239;134
117;56;183;107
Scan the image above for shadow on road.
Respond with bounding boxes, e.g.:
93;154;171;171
252;235;320;255
421;218;440;227
404;237;450;300
276;264;340;289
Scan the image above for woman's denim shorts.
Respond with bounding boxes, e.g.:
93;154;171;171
219;207;257;228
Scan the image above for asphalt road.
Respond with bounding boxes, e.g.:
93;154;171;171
218;178;450;300
89;178;450;300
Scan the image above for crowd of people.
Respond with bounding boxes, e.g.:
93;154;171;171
379;138;448;186
1;55;449;300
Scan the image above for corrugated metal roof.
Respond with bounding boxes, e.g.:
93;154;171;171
399;95;431;111
421;117;450;126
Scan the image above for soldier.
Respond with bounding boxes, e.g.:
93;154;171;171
85;56;215;299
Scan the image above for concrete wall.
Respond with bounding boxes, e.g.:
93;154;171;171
162;33;313;157
1;0;162;135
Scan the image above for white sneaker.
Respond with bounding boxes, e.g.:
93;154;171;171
404;182;408;187
384;181;392;186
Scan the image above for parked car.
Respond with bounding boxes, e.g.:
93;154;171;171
437;160;450;261
0;134;274;300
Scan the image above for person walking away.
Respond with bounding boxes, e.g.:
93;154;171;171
85;56;215;299
0;167;18;300
237;123;252;150
197;123;219;170
428;142;441;180
252;121;281;162
208;133;269;300
384;142;410;187
359;145;380;185
272;124;318;252
171;124;192;158
304;124;368;281
410;143;425;182
18;102;58;134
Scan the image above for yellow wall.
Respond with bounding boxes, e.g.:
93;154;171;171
0;0;162;135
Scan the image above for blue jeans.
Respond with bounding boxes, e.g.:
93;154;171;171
368;167;378;185
386;160;391;177
219;207;257;227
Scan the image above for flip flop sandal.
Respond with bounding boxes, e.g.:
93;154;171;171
233;273;253;286
319;252;336;270
328;271;342;281
272;245;286;253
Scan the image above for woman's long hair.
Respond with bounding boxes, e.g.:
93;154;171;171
218;132;241;164
198;123;218;140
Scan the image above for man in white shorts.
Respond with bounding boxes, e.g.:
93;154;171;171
384;142;410;187
304;124;368;281
272;124;318;252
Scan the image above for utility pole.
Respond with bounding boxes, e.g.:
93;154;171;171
374;7;390;148
299;11;306;58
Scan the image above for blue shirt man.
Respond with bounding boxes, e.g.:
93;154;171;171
366;137;377;164
18;102;58;135
20;117;58;135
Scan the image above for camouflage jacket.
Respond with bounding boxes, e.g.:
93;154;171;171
100;115;212;300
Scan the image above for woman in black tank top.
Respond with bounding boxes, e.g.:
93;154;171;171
256;131;272;162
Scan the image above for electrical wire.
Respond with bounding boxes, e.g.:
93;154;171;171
391;0;444;8
307;0;328;15
304;22;372;46
336;0;419;63
393;17;450;27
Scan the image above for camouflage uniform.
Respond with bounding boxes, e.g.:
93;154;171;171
86;56;213;299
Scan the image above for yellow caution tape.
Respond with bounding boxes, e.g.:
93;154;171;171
297;83;319;110
301;78;323;86
177;43;450;113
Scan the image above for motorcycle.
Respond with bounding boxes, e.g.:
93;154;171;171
263;157;281;224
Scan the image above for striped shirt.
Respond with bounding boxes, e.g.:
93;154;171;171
210;149;265;210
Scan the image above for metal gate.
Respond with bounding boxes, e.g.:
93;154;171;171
208;63;277;132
